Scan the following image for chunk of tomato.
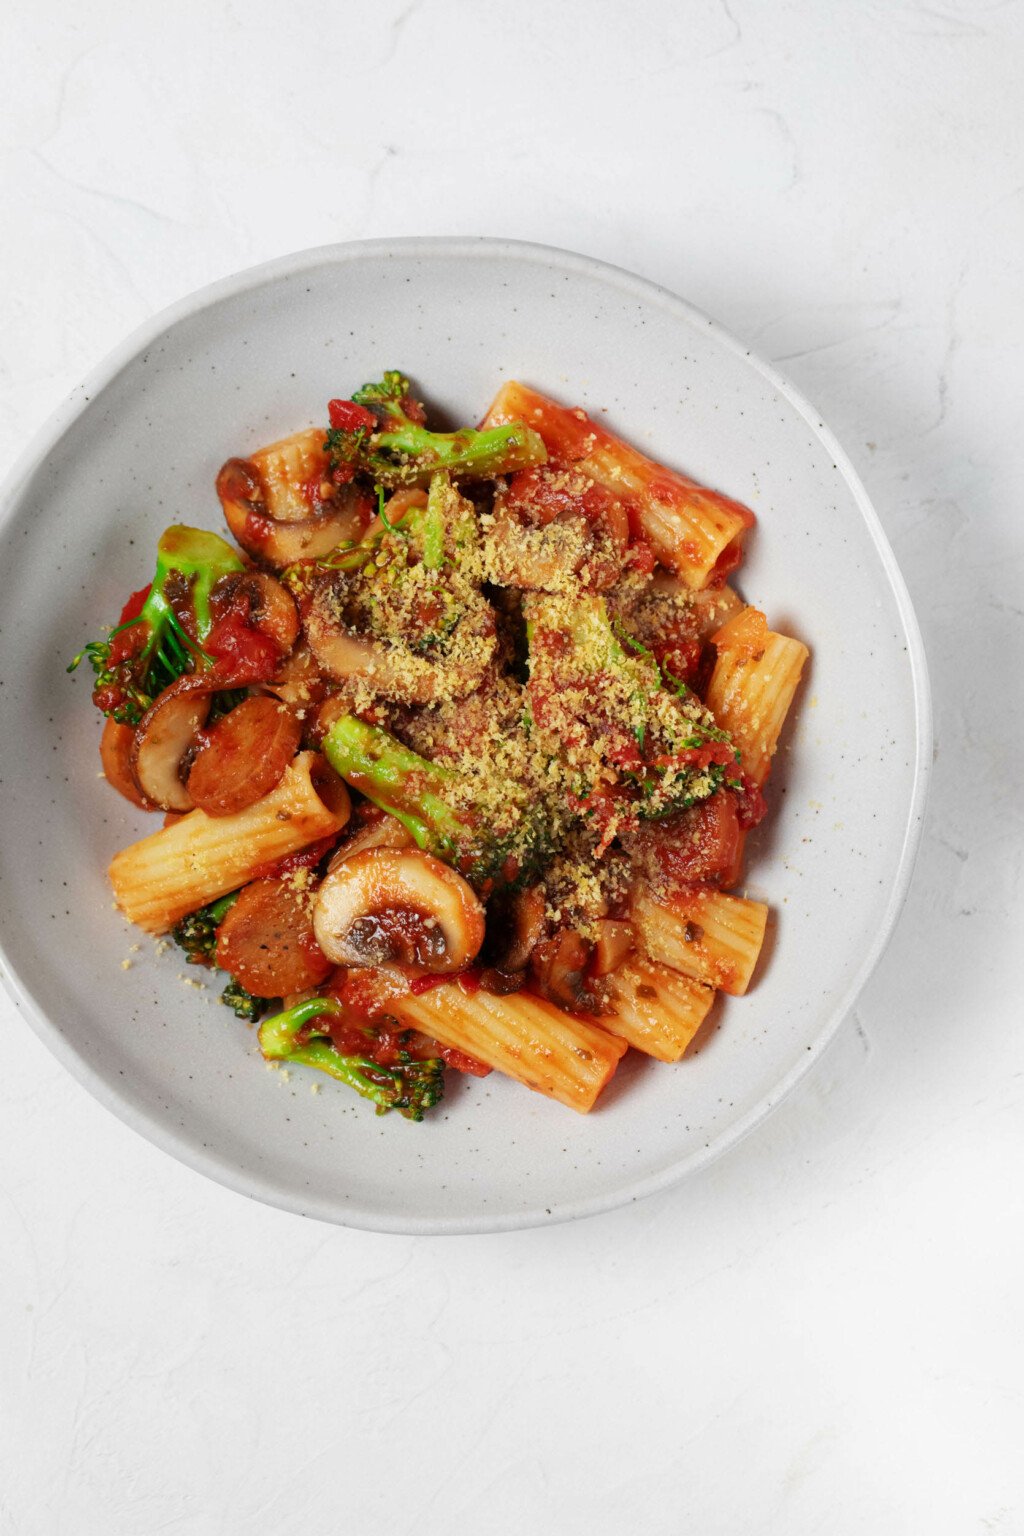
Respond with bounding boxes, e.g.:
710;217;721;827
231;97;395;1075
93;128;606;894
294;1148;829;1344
632;793;742;887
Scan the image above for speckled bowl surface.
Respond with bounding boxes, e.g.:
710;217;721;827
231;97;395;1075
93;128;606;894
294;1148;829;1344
0;239;930;1233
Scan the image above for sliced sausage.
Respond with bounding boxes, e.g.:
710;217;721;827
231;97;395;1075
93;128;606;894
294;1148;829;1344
187;696;301;817
215;878;332;997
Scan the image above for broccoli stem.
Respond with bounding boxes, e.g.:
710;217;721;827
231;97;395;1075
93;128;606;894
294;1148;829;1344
322;715;472;863
423;472;447;570
330;372;548;488
367;420;547;488
207;891;241;924
148;526;245;643
323;714;555;886
258;997;444;1120
310;487;443;577
259;996;342;1052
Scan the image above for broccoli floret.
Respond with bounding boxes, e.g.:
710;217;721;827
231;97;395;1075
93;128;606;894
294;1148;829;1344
313;470;469;579
171;895;265;1017
352;370;422;418
258;998;445;1120
69;526;245;725
221;976;266;1022
324;371;548;488
171;892;240;964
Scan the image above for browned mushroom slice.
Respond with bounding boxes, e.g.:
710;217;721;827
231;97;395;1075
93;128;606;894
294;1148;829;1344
483;468;630;592
303;588;440;704
130;687;211;811
590;918;635;976
209;569;300;653
216;427;370;569
100;718;155;811
488;884;547;972
303;574;494;705
326;812;414;873
650;572;746;640
261;641;329;709
483;508;590;591
313;849;485;973
529;930;597;1012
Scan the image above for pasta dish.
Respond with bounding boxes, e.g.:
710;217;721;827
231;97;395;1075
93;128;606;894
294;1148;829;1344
71;373;808;1120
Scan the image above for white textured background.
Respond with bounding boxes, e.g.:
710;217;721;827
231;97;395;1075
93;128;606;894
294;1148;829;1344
2;3;1022;1532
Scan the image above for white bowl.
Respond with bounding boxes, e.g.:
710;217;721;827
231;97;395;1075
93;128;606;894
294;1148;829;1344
0;239;930;1233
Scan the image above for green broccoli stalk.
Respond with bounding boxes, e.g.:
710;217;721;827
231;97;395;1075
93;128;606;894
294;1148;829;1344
423;470;447;569
322;715;471;862
69;525;246;725
325;371;547;488
171;891;240;964
309;472;474;586
258;998;445;1120
322;714;552;886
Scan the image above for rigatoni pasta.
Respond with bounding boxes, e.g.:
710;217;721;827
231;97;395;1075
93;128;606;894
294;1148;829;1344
705;607;810;786
630;888;769;996
72;368;807;1124
109;752;350;933
594;956;716;1062
482;380;755;588
388;982;627;1113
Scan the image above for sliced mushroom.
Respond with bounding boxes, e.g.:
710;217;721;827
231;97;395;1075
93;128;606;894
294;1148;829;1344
130;686;211;811
485;469;629;592
209;570;300;652
216;430;369;570
484;509;585;591
488;884;547;972
100;717;155;811
529;929;597;1012
261;641;330;709
304;573;494;705
646;571;745;641
313;849;485;972
590;919;634;977
302;577;432;700
327;812;414;873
